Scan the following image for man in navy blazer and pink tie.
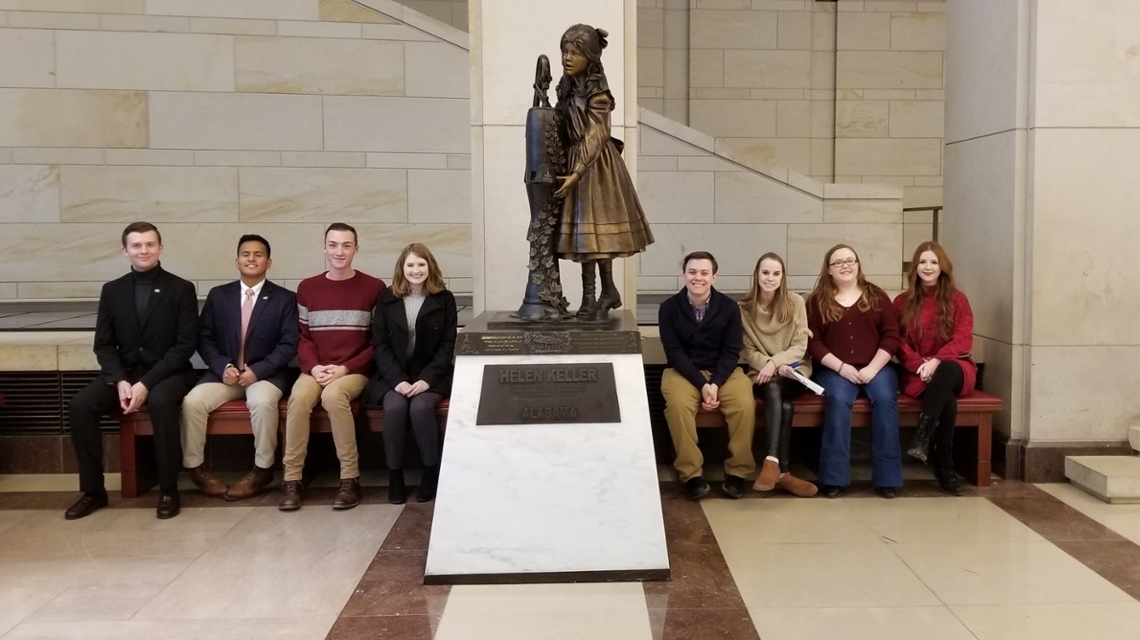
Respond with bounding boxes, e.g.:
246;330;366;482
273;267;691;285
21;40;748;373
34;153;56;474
180;234;299;501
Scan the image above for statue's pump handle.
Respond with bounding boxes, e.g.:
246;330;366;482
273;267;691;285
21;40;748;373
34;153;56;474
533;55;552;108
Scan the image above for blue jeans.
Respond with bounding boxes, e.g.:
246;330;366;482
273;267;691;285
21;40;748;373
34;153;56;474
814;366;903;488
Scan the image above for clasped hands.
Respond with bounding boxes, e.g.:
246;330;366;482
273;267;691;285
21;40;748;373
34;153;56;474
310;364;349;387
395;380;431;397
117;380;148;414
223;364;258;388
837;362;880;385
916;357;941;383
754;361;799;385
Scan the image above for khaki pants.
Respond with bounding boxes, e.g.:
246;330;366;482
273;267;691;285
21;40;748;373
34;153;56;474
661;367;756;482
282;373;368;481
181;380;283;470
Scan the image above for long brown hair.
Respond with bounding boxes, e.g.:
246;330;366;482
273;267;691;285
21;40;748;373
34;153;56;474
899;241;957;340
808;244;884;324
391;243;446;297
740;252;793;324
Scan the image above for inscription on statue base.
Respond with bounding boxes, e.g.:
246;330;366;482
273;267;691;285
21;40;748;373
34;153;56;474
476;363;620;425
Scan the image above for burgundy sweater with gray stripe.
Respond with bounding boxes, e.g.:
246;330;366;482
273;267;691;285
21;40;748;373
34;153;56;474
296;271;386;375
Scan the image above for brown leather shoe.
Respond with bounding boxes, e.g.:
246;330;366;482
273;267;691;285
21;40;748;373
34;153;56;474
187;465;228;497
332;478;361;510
752;458;781;492
278;480;302;511
776;472;819;498
224;466;274;501
65;490;108;520
156;491;181;519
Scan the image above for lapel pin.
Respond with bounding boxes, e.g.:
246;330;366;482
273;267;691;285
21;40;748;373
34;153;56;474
154;288;161;293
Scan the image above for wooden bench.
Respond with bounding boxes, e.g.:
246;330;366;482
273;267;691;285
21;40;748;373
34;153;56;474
695;391;1003;487
119;399;449;498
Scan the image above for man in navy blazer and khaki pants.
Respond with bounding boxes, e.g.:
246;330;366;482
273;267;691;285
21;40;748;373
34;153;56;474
180;234;298;501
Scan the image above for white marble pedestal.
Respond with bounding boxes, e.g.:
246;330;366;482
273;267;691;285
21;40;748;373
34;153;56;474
424;313;670;584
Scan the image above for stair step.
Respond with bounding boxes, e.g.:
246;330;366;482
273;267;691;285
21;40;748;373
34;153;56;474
1130;427;1139;453
1065;456;1140;504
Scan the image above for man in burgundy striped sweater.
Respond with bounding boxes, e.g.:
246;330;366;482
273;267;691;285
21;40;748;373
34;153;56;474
278;223;386;511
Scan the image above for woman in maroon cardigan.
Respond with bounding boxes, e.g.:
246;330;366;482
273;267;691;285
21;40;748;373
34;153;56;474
894;241;976;495
808;244;902;499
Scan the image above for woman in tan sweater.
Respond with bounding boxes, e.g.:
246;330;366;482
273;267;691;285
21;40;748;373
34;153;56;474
739;253;817;497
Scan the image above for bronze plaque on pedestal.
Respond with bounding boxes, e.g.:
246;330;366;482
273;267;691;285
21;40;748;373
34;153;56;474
476;363;621;425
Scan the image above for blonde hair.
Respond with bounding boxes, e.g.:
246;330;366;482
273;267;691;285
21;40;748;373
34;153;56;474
740;252;793;324
391;243;446;297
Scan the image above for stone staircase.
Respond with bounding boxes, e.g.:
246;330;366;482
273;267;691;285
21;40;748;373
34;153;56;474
1065;427;1140;503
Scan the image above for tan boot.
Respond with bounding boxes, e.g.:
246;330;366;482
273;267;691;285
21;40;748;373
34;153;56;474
224;466;274;501
332;478;361;510
776;472;818;498
278;480;302;511
187;465;228;497
752;458;781;491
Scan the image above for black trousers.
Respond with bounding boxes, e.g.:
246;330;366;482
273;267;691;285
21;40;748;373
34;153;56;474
917;361;965;452
69;372;196;493
755;377;803;472
381;390;444;470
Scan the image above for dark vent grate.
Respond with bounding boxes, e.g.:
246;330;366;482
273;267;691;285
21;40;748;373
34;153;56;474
0;371;117;435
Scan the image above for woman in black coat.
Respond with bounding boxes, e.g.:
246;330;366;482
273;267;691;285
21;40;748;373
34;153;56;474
364;243;457;504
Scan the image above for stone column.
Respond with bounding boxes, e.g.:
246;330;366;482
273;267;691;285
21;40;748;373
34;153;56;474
470;0;640;315
944;0;1140;480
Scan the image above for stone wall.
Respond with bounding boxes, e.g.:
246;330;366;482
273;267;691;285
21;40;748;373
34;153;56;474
0;0;471;300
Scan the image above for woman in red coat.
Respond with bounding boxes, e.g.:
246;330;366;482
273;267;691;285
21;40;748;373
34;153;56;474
893;241;976;495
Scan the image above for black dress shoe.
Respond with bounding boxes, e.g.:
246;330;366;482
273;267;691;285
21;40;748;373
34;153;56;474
722;474;745;499
684;477;711;500
65;490;108;520
821;485;843;499
388;469;407;505
875;487;897;500
156;491;181;519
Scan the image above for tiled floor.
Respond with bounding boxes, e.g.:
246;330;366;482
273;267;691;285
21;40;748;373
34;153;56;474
1;473;1139;639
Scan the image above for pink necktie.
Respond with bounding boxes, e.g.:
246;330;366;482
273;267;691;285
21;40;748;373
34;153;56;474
238;289;254;370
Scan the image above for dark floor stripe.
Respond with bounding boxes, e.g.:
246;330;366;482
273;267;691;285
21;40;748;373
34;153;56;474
983;481;1140;600
645;489;762;640
325;501;449;640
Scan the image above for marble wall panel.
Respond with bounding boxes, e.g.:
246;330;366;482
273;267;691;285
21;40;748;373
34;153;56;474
724;50;812;88
835;100;890;137
837;11;891;50
238;167;406;223
639;127;708;156
193;150;280;166
0;89;147;148
890;11;944;51
189;17;277;36
835;138;941;176
0;165;59;223
60;166;239;223
823;198;902;224
276;20;360;38
786;222;901;277
903;185;941;208
975;335;1017;439
104;149;194;166
0;28;54;88
943;0;1020;143
323;96;468;153
1034;0;1140;128
691;9;777;49
0;223;142;283
776;100;811;137
6;11;99;29
714;171;822;223
319;0;398;24
404;41;469;99
638;6;663;49
234;36;403;95
638;171;714;224
1028;345;1140;442
406;168;470;224
689;49;724;88
889;99;943;137
689;99;776;137
350;223;471;280
366;152;447;169
54;31;232;92
282;151;366;167
715;137;810;176
11;148;103;165
639;47;664;88
145;0;318;21
902;219;932;256
1030;128;1140;346
837;51;943;89
640;222;788;278
148;92;322;150
0;0;142;11
16;281;103;298
97;13;189;32
777;11;812;50
0;283;16;298
0;345;57;371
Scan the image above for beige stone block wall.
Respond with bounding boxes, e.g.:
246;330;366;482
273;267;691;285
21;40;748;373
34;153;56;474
0;0;474;299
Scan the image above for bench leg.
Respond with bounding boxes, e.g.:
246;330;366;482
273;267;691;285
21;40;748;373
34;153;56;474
959;414;993;488
120;427;158;499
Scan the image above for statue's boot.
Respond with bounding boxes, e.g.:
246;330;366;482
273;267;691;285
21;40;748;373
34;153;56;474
593;259;622;320
576;260;599;319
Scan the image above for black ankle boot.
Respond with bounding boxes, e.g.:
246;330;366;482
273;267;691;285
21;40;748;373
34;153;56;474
576;261;598;319
907;413;938;462
934;448;964;496
593;259;622;320
416;464;440;503
388;469;406;504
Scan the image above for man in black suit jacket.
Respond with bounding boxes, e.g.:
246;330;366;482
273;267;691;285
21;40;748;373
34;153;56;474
66;222;199;520
180;234;298;501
